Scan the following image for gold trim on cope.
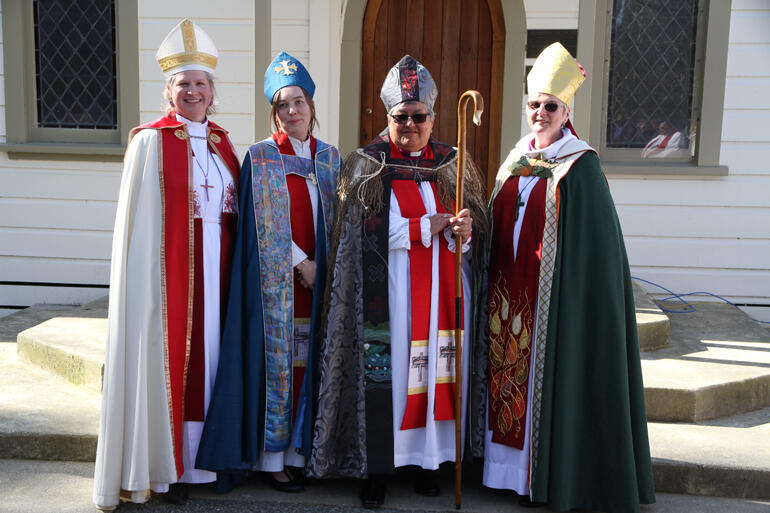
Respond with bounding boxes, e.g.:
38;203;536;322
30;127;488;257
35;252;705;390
209;133;221;144
174;129;189;140
156;129;177;474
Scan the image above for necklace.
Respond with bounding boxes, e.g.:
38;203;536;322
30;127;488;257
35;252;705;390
194;149;214;201
514;177;538;222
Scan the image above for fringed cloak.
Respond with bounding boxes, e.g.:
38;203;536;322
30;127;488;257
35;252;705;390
307;135;489;478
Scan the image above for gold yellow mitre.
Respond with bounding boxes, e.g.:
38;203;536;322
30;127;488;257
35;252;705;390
155;19;218;77
527;42;585;106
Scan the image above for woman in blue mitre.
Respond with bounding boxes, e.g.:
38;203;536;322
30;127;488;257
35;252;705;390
196;51;341;493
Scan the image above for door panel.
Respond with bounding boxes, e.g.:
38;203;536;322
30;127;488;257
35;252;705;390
360;0;505;195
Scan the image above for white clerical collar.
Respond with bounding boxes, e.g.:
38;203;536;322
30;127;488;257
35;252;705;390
517;128;576;160
288;134;312;159
177;113;208;138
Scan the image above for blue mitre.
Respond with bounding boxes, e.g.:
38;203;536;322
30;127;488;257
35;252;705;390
264;51;315;103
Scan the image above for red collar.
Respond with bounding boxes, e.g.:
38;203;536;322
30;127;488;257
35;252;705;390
272;131;317;157
389;136;434;161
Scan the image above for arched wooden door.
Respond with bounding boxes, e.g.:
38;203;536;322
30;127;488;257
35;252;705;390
360;0;506;195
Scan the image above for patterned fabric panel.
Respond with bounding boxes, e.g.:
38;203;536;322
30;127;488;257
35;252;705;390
312;141;341;247
307;198;368;479
248;140;295;452
525;151;588;493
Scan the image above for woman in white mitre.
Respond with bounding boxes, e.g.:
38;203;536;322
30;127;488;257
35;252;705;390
93;19;240;510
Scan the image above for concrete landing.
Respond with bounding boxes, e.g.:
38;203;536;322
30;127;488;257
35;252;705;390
0;343;99;461
16;297;108;393
0;303;79;344
649;407;770;499
642;302;770;422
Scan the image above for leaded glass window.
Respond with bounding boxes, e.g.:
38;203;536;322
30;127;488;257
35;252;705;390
606;0;699;159
33;0;117;130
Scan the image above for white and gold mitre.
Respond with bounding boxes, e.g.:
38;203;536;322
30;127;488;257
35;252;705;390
155;19;218;77
527;42;585;106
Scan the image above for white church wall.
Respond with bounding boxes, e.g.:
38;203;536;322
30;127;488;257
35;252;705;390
608;0;770;322
1;0;768;324
0;1;255;317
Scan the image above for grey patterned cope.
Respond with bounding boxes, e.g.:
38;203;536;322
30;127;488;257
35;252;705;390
307;150;489;478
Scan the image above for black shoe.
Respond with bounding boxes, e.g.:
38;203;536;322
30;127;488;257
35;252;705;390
162;483;189;505
266;469;304;493
360;477;386;509
413;469;440;497
519;495;546;508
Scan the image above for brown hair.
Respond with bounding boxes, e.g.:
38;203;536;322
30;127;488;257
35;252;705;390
269;86;318;136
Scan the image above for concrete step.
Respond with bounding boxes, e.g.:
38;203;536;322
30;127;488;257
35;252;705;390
633;281;670;351
16;297;108;393
0;343;99;461
13;289;669;396
642;302;770;422
649;407;770;500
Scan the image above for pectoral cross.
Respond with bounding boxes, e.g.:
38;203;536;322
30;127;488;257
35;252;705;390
411;352;428;382
513;194;525;221
440;341;456;372
200;177;214;201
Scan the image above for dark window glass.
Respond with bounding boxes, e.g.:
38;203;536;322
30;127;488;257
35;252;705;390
526;30;578;59
607;0;698;158
33;0;117;129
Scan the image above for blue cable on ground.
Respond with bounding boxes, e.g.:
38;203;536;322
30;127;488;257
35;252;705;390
631;276;770;326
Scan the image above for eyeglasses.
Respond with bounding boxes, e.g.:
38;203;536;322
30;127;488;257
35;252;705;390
390;113;430;124
527;101;560;112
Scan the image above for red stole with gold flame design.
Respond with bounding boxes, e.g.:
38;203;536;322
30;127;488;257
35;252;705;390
488;176;546;449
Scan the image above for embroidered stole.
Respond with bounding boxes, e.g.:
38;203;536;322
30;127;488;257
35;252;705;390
488;176;546;449
248;136;337;451
393;180;462;430
279;132;317;424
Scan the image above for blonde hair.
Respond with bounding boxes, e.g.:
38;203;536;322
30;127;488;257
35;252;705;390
162;71;218;117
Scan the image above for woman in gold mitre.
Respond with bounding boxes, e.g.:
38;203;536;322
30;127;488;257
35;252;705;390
483;42;655;512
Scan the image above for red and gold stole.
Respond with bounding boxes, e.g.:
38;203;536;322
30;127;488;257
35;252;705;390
488;175;546;449
393;179;462;430
274;131;317;421
140;114;239;477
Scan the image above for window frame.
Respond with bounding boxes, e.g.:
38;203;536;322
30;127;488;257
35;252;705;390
1;0;139;161
574;0;731;176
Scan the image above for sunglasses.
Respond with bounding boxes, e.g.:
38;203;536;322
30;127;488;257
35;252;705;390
527;101;560;112
390;113;430;124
